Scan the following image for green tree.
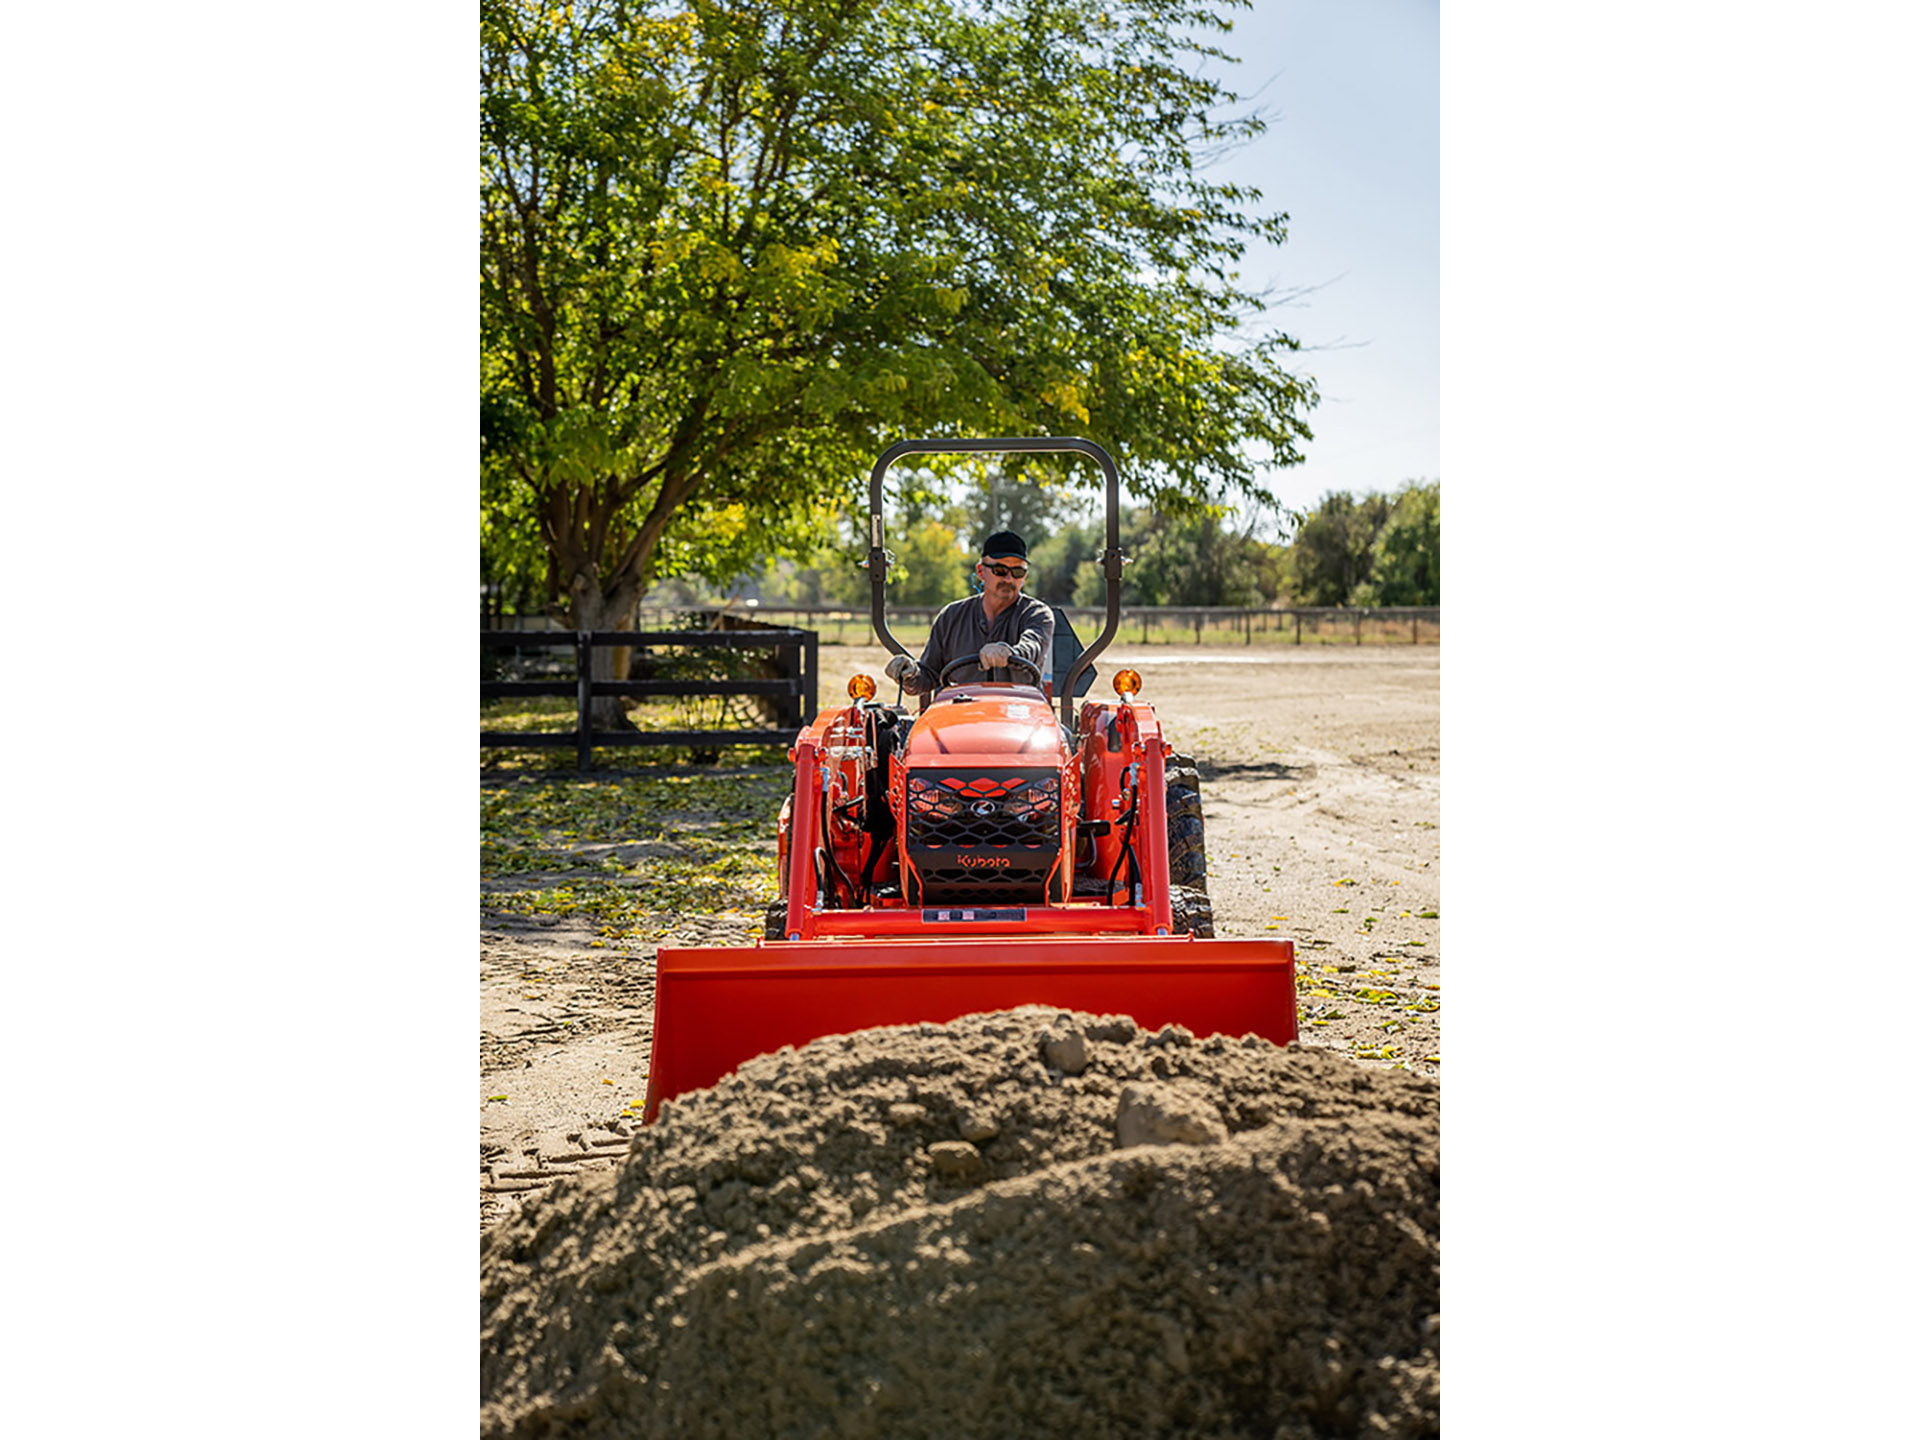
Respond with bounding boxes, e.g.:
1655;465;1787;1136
1118;505;1284;606
1040;503;1284;607
887;514;973;606
1289;491;1394;607
481;0;1316;640
479;469;552;617
754;527;869;607
962;468;1077;554
1025;513;1106;604
1365;480;1440;605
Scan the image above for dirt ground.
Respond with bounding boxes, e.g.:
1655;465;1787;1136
481;1008;1439;1439
480;642;1439;1227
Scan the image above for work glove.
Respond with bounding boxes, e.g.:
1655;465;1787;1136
979;641;1014;670
885;652;921;692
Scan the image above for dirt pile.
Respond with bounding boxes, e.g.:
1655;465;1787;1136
480;1008;1439;1440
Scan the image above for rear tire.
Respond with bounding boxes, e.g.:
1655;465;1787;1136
1170;884;1214;938
1165;752;1208;892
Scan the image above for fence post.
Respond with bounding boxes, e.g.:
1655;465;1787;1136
1193;610;1201;645
1412;616;1419;645
576;630;594;771
1294;612;1302;646
802;631;819;725
775;639;796;729
1354;611;1363;646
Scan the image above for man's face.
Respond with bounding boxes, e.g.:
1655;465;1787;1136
977;555;1028;602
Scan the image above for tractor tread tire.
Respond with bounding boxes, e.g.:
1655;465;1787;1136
1166;752;1202;791
763;901;790;941
1164;752;1208;893
1170;884;1214;938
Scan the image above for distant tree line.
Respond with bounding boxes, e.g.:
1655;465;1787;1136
710;477;1439;611
1288;481;1439;606
487;475;1439;616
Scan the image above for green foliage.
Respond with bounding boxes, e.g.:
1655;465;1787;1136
965;468;1079;556
1365;481;1440;605
1122;505;1286;606
753;540;869;608
887;509;974;606
1025;513;1106;603
480;456;558;613
481;0;1315;624
749;492;970;607
1292;481;1440;607
1025;503;1285;606
1289;491;1394;607
745;476;1430;614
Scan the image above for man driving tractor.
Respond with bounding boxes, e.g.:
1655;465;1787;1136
884;530;1056;694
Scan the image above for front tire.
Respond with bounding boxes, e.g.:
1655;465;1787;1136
1165;752;1208;892
1170;884;1214;938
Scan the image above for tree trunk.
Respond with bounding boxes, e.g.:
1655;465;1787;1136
568;571;646;731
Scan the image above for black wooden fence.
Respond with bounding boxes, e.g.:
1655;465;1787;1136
480;626;819;769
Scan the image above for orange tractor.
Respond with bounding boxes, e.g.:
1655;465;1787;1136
644;438;1297;1119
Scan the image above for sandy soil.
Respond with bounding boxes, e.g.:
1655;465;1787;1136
480;643;1439;1227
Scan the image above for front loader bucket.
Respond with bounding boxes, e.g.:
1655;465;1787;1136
643;935;1297;1121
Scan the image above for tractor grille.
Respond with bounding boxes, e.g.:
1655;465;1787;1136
905;768;1061;900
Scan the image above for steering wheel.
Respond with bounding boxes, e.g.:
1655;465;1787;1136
939;652;1044;687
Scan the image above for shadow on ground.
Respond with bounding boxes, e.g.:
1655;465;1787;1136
1195;759;1316;784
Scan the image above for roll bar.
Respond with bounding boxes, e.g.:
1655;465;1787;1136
867;437;1124;730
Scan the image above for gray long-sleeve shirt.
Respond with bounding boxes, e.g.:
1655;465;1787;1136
908;592;1055;690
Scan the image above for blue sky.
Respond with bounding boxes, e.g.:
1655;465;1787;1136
1198;0;1440;525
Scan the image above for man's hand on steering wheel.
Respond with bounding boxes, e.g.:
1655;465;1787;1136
938;650;1044;687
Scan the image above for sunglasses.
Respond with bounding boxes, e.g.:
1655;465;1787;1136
982;562;1028;579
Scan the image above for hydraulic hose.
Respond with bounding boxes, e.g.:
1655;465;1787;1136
1105;783;1142;906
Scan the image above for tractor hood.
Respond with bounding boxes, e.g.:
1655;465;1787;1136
903;685;1065;766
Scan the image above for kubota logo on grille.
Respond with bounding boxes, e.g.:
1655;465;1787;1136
957;854;1012;868
970;800;999;816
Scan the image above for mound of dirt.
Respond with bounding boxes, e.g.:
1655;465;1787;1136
480;1008;1439;1440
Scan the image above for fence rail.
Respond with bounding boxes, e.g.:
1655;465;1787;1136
480;626;818;769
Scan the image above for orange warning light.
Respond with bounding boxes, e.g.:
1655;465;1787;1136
848;673;878;700
1113;668;1142;696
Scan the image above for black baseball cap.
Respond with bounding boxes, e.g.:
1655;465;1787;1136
981;530;1028;560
